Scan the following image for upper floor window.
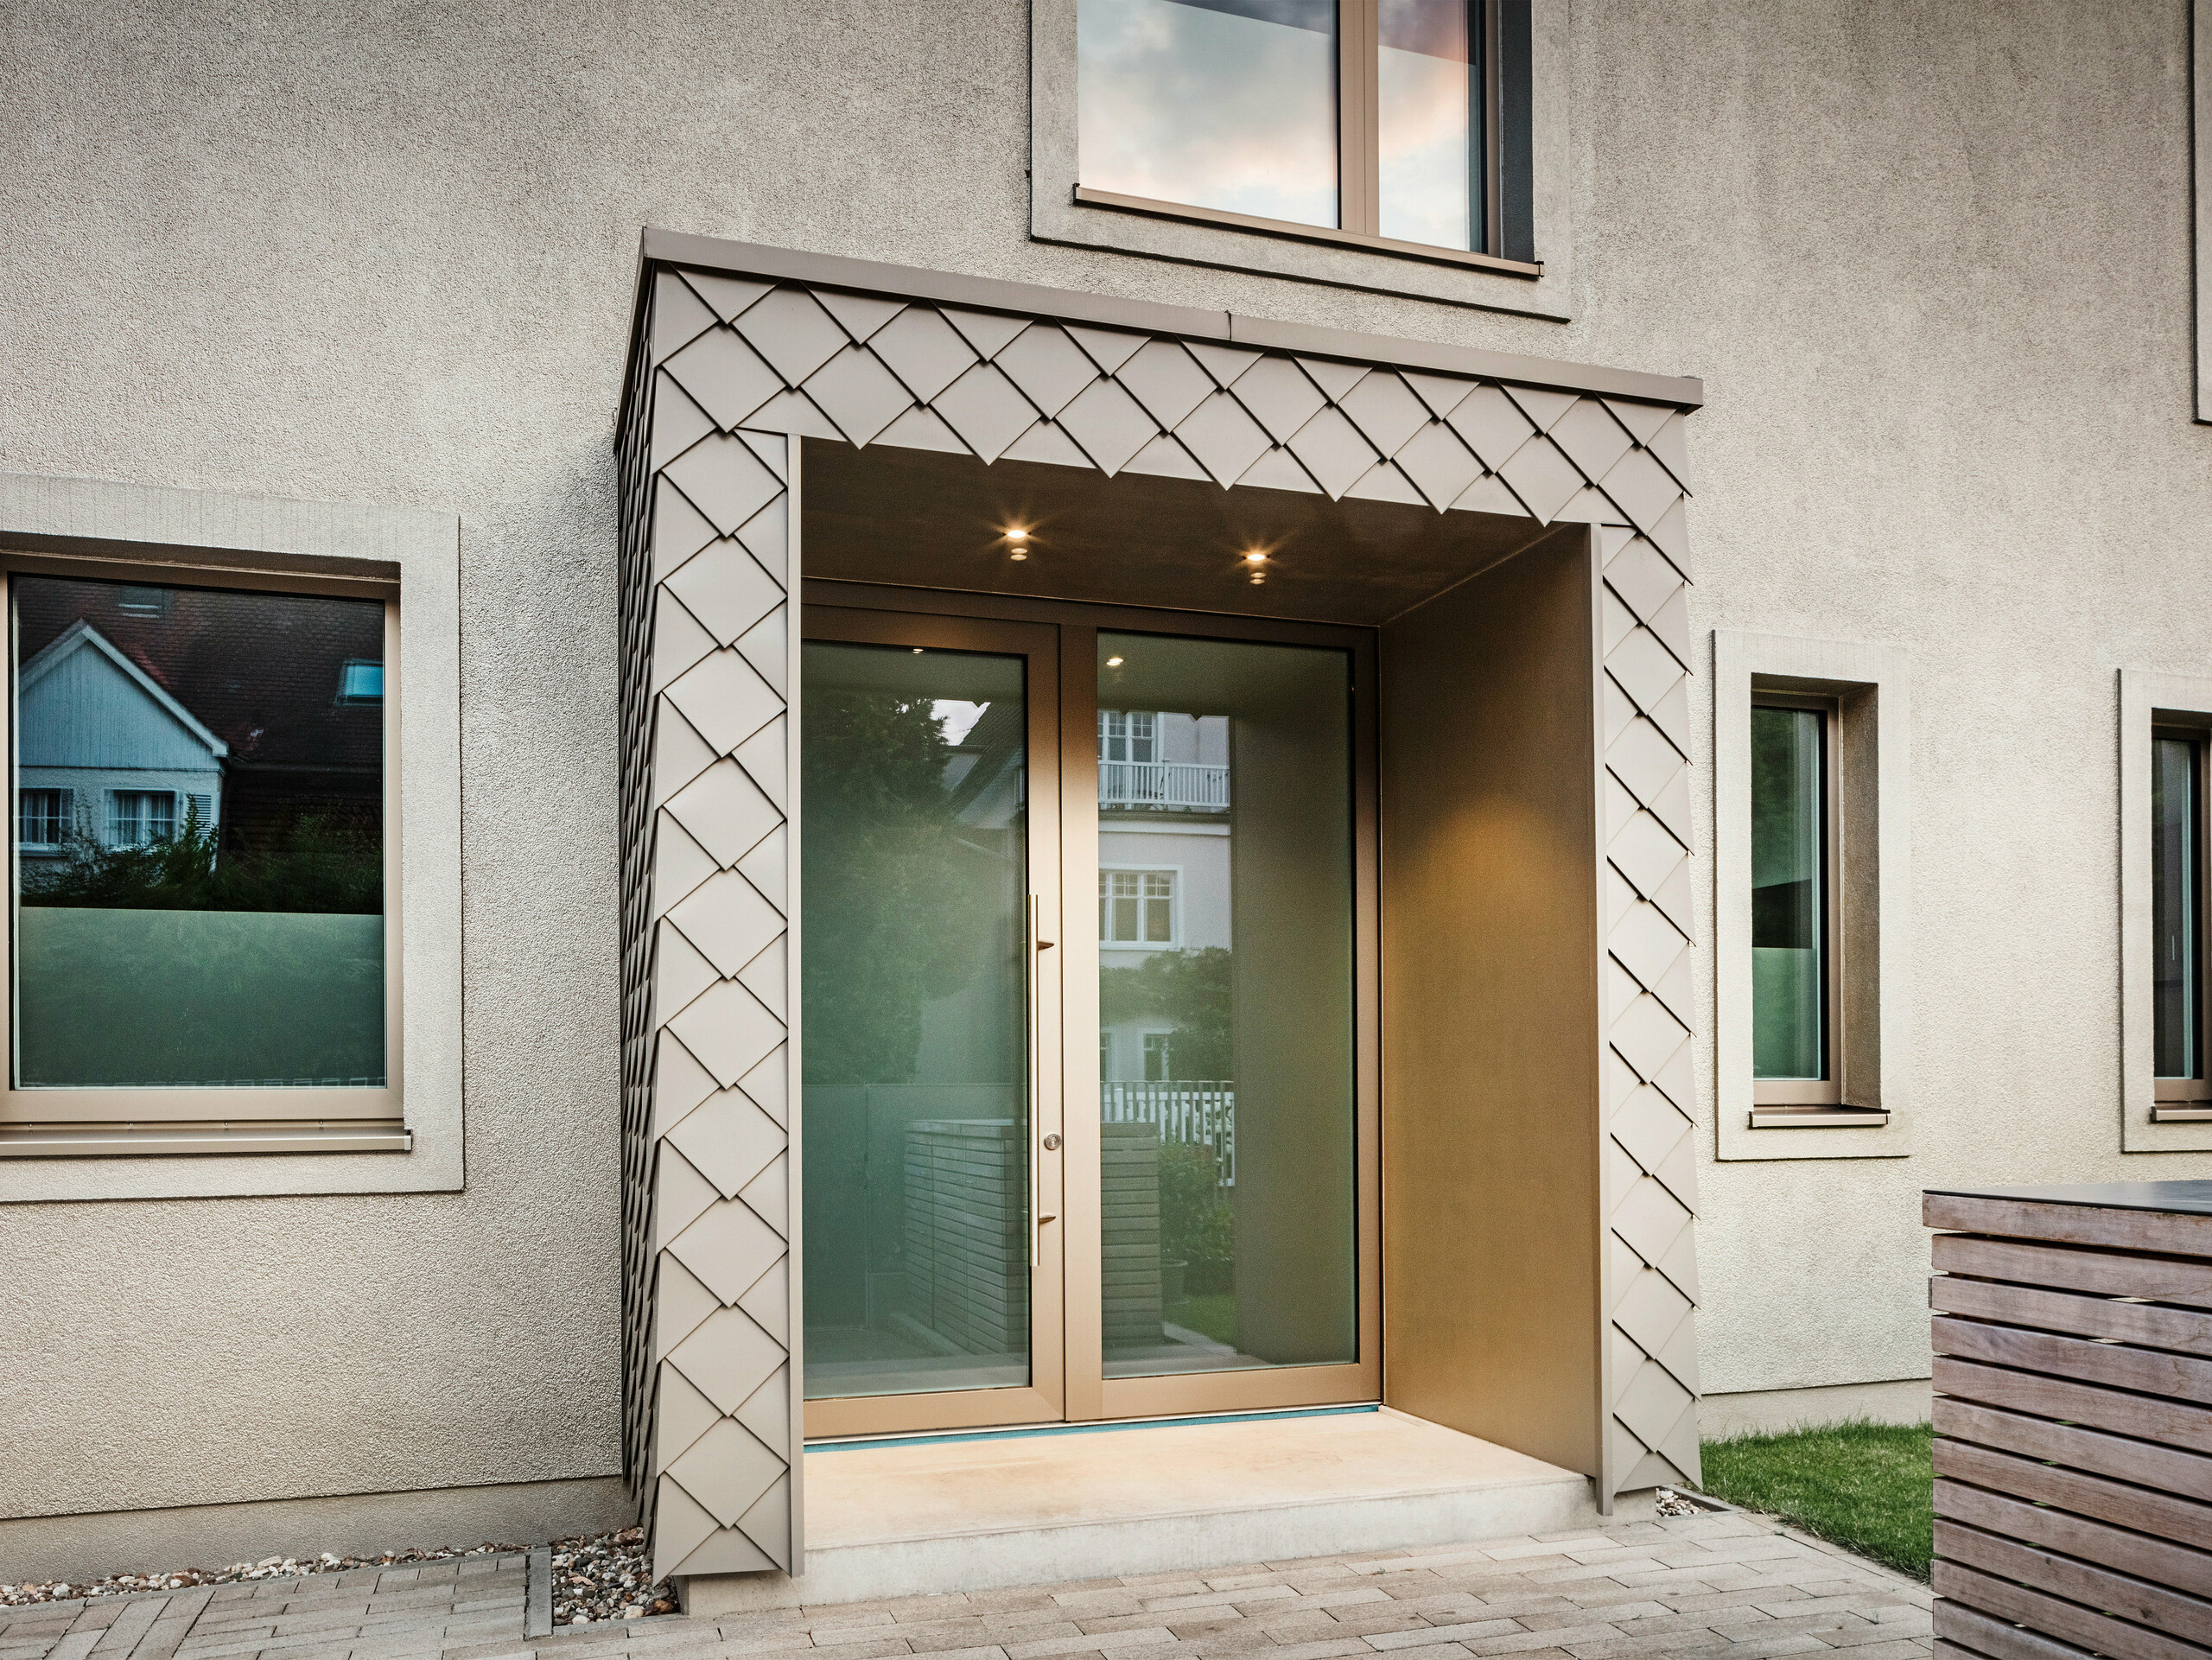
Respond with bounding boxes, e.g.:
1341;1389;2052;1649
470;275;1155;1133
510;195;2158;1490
1102;868;1176;945
1077;0;1499;258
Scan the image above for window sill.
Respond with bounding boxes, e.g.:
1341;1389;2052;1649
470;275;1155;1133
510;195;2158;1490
1070;188;1545;279
1747;1105;1891;1129
0;1120;410;1158
2152;1103;2212;1122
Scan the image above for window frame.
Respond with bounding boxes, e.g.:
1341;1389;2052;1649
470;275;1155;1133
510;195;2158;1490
2152;724;2211;1106
1;555;404;1143
1713;632;1910;1161
1030;0;1567;315
1747;692;1840;1110
2123;673;2212;1148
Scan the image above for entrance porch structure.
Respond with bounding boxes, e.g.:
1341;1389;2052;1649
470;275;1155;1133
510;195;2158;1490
614;232;1704;1600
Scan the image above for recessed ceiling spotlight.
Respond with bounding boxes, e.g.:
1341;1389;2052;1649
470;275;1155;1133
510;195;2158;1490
1005;527;1029;542
1105;656;1124;667
1243;550;1268;564
911;647;924;654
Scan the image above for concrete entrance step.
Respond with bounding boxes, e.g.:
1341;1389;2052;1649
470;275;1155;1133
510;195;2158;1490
683;1406;1604;1613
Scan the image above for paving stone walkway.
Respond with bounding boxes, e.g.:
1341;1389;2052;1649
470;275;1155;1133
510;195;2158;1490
0;1512;1930;1660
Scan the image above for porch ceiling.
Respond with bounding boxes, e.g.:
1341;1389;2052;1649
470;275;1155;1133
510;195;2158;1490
802;442;1560;627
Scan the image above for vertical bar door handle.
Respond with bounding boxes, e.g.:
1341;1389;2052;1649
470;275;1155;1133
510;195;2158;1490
1027;894;1042;1268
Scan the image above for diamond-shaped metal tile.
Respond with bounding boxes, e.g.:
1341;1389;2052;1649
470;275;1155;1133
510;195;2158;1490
666;1417;785;1528
1649;413;1693;493
684;273;773;324
664;760;779;869
664;328;785;434
736;1362;790;1446
654;1142;721;1252
669;1191;788;1309
1602;397;1673;448
653;703;718;801
1187;340;1262;385
1065;324;1148;375
739;932;786;1012
1607;627;1688;714
1609;810;1688;902
1297;357;1366;403
1057;377;1159;475
1599;447;1682;536
1611;1082;1692;1176
1403;371;1477;421
673;1523;778;1578
665;648;781;758
1445;385;1538;470
655;920;721;1025
668;871;785;980
652;1475;721;1584
737;825;787;917
1392;421;1483;512
670;976;785;1089
653;1249;721;1362
652;376;716;475
741;1152;790;1237
732;288;849;387
737;1265;789;1346
1346;461;1424;505
1605;537;1683;622
652;476;720;584
652;813;718;919
1503;385;1578;431
1451;474;1529;517
737;606;786;696
1499;435;1586;523
1286;406;1380;499
667;1305;785;1415
1339;372;1430;458
1550;398;1636;484
815;289;905;344
738;1475;792;1569
869;308;979;405
1116;340;1215;429
654;1358;724;1471
739;1045;788;1125
1236;446;1319;493
933;362;1042;463
1174;391;1273;487
1611;992;1689;1084
736;493;788;584
995;324;1100;418
735;716;786;810
942;305;1031;360
803;345;915;447
654;1028;721;1138
1607;715;1687;810
1227;355;1325;444
653;271;721;361
1122;433;1210;481
1003;420;1091;468
667;1087;786;1201
664;433;782;537
665;542;783;649
1608;895;1688;994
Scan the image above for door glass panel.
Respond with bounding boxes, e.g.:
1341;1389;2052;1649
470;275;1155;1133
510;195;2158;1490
1750;706;1824;1079
801;641;1032;1399
1078;0;1340;230
2155;735;2201;1079
1096;633;1357;1377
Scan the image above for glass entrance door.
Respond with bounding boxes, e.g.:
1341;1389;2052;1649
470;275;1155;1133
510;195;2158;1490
798;596;1377;1437
798;607;1064;1437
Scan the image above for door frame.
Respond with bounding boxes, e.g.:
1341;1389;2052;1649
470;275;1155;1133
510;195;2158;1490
798;603;1067;1439
803;582;1383;1431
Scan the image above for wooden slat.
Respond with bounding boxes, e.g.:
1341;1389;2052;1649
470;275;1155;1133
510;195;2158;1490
1933;1560;2211;1660
1936;1428;2212;1543
1936;1519;2212;1647
1936;1233;2212;1309
1936;1479;2212;1598
1936;1598;2107;1660
1936;1355;2212;1453
1933;1315;2212;1404
1928;1194;2212;1256
1933;1275;2212;1355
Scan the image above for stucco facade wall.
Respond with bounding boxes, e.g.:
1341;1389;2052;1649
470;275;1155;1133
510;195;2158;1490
0;0;2204;1542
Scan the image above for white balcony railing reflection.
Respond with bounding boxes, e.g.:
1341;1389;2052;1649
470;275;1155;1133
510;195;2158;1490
1099;1080;1234;1185
1098;760;1229;812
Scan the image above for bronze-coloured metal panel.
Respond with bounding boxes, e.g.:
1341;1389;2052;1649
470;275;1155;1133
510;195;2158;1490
1379;525;1604;1479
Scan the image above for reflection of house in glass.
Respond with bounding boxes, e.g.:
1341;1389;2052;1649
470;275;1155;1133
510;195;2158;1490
10;577;388;1090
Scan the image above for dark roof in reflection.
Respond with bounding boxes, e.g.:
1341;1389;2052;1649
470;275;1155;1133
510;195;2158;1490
15;577;384;773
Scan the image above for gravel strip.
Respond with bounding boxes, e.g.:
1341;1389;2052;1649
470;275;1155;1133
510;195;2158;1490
1653;1489;1705;1517
0;1527;676;1626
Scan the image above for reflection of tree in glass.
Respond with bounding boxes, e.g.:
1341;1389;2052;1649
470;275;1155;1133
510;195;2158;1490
802;692;994;1085
22;802;380;913
1159;1137;1234;1288
1100;946;1231;1078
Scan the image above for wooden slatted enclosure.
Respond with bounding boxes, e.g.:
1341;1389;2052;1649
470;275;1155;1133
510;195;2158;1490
1926;1182;2212;1660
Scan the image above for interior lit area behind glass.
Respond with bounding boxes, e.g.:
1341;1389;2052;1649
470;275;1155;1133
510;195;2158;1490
1096;631;1357;1379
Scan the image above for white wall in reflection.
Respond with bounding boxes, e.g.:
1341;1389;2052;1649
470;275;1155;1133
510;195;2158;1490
1079;0;1339;229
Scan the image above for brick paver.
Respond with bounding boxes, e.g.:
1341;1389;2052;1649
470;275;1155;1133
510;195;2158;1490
0;1516;1929;1660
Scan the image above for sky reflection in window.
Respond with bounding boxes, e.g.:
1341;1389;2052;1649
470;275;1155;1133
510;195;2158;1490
1377;0;1473;249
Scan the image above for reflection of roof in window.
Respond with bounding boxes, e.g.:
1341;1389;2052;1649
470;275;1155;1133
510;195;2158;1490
14;578;385;773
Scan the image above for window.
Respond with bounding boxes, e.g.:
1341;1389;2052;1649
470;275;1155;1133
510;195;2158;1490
12;575;389;1096
2154;730;2209;1103
1715;633;1908;1157
338;659;383;703
1099;709;1156;763
1142;1030;1172;1081
1100;868;1176;944
18;789;71;853
1076;0;1512;262
1750;703;1833;1102
107;790;176;848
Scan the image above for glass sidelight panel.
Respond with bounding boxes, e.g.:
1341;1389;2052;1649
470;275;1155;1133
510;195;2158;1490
801;642;1033;1399
1377;0;1478;250
2155;735;2202;1081
1096;633;1357;1377
1750;705;1825;1081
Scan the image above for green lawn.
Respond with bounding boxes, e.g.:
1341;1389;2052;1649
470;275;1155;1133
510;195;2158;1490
1698;1420;1934;1579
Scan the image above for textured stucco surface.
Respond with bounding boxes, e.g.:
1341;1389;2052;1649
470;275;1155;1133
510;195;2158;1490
3;0;2209;1535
